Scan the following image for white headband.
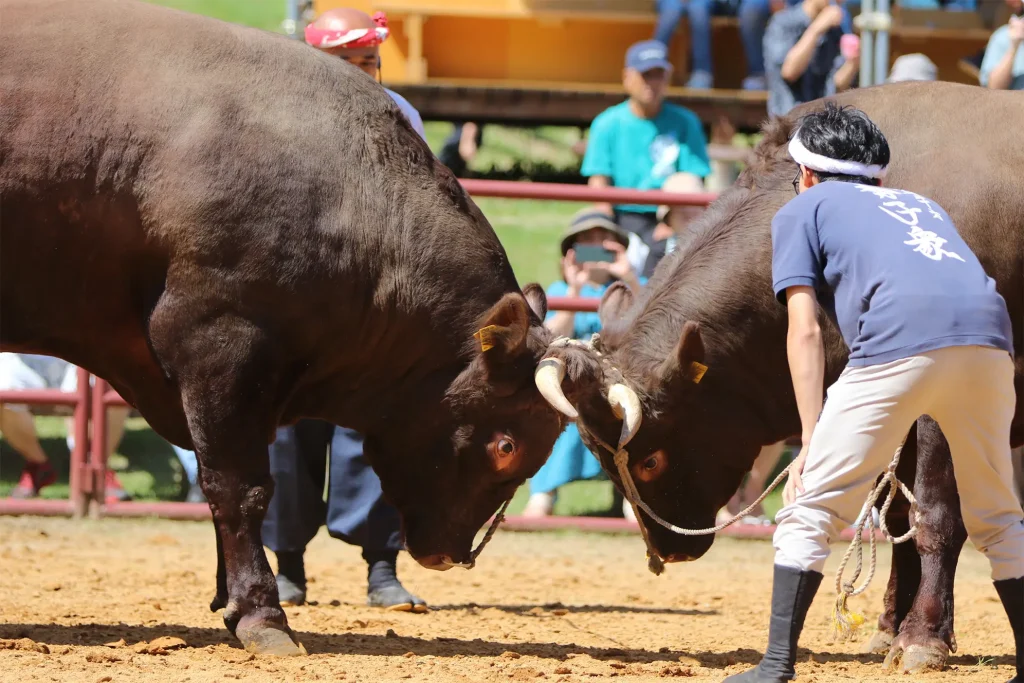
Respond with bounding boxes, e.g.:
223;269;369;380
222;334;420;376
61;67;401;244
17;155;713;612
788;134;887;179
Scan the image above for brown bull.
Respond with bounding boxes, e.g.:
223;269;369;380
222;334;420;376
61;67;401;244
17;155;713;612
1;0;568;654
537;81;1024;673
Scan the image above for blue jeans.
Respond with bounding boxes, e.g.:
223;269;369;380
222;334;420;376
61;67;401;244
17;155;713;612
655;0;771;77
261;421;402;556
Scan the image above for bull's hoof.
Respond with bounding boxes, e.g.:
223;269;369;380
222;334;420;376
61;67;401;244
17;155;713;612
236;622;306;657
884;636;949;674
864;629;894;654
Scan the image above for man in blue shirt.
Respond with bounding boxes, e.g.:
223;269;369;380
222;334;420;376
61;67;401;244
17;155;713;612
581;40;710;279
726;103;1024;682
981;0;1024;91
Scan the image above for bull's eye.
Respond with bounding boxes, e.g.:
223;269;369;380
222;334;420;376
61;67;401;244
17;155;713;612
489;434;520;473
634;449;666;483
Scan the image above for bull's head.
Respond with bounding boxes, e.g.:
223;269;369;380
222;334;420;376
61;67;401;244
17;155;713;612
366;283;590;570
535;282;768;566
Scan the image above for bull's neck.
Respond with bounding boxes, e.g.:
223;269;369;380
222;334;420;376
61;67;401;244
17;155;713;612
629;238;849;448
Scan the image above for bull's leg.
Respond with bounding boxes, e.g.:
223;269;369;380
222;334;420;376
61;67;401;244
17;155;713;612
885;416;966;674
151;306;302;656
209;523;229;612
866;422;920;655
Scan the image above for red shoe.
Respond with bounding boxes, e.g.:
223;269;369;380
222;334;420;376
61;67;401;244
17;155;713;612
9;461;58;499
104;469;132;504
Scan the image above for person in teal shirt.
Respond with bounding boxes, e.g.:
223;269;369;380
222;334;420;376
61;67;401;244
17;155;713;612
523;210;644;519
581;40;711;280
981;0;1024;91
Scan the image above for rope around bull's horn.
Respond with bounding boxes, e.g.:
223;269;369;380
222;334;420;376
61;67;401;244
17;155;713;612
545;333;919;637
590;428;917;641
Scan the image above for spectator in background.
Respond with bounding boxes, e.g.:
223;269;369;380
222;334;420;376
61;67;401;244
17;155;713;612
654;0;772;91
763;0;860;117
886;53;938;82
656;172;708;258
981;0;1024;90
582;40;710;279
523;209;642;519
437;122;482;177
0;353;131;501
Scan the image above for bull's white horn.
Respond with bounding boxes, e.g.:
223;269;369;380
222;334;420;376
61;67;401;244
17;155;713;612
534;357;578;420
607;383;641;448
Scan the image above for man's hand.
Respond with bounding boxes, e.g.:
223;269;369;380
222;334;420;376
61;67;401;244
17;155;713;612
783;444;810;506
1009;15;1024;43
604;240;641;291
562;250;590;293
812;5;844;33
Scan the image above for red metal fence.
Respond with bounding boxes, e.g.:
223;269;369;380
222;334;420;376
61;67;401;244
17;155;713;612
0;179;715;527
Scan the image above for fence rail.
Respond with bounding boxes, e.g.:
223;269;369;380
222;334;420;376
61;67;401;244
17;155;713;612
0;180;713;524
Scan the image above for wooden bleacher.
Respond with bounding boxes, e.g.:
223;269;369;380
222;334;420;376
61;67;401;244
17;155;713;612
313;0;998;129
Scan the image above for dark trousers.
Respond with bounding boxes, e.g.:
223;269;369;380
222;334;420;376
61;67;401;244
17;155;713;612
261;420;403;556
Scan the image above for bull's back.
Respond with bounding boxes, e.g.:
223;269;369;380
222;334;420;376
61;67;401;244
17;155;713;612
831;83;1024;441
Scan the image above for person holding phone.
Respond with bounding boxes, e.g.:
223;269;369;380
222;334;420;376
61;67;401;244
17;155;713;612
522;210;643;519
763;0;859;117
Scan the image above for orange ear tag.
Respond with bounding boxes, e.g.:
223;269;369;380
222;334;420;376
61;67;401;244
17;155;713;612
474;325;500;352
688;361;708;384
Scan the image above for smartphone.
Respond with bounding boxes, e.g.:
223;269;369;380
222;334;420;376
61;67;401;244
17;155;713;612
574;244;616;263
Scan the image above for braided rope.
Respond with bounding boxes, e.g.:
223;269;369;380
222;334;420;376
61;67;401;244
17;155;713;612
461;497;513;569
546;333;917;632
831;437;918;640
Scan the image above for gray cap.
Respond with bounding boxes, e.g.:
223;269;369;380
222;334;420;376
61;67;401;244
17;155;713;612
887;54;938;83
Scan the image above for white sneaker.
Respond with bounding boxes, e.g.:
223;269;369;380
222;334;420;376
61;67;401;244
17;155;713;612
522;492;555;518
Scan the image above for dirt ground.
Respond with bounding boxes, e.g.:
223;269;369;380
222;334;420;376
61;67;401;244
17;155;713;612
0;516;1015;682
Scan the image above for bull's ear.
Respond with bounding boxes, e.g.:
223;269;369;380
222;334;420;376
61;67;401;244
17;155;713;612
598;281;634;330
473;292;530;360
522;282;548;321
658;320;707;387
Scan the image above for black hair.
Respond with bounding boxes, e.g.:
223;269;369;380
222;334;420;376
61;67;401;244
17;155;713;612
794;102;890;186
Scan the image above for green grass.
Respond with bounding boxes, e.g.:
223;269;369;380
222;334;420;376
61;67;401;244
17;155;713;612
144;0;287;33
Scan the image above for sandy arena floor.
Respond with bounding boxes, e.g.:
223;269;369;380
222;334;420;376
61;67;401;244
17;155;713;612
0;516;1015;682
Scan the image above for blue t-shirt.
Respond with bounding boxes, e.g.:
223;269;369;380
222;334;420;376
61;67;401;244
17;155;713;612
771;182;1013;367
545;278;648;338
980;24;1024;91
581;101;711;214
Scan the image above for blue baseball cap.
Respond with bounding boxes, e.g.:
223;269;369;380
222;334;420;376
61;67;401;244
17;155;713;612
625;40;673;73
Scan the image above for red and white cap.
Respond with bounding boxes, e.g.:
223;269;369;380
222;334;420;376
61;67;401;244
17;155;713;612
304;10;389;49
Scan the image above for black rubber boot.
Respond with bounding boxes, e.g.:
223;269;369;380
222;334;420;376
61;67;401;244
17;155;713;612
275;550;307;606
723;565;823;683
994;577;1024;683
365;550;428;613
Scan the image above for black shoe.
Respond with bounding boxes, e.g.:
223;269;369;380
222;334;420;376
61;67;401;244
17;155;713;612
994;576;1024;683
723;565;823;683
275;550;307;606
365;551;428;613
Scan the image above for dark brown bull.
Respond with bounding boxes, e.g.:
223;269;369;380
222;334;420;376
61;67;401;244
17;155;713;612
1;0;568;654
538;81;1024;672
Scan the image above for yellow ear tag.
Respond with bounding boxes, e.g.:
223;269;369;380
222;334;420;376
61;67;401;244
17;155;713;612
688;361;708;384
474;325;499;352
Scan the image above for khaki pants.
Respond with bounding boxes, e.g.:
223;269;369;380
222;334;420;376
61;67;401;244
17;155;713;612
774;344;1024;581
